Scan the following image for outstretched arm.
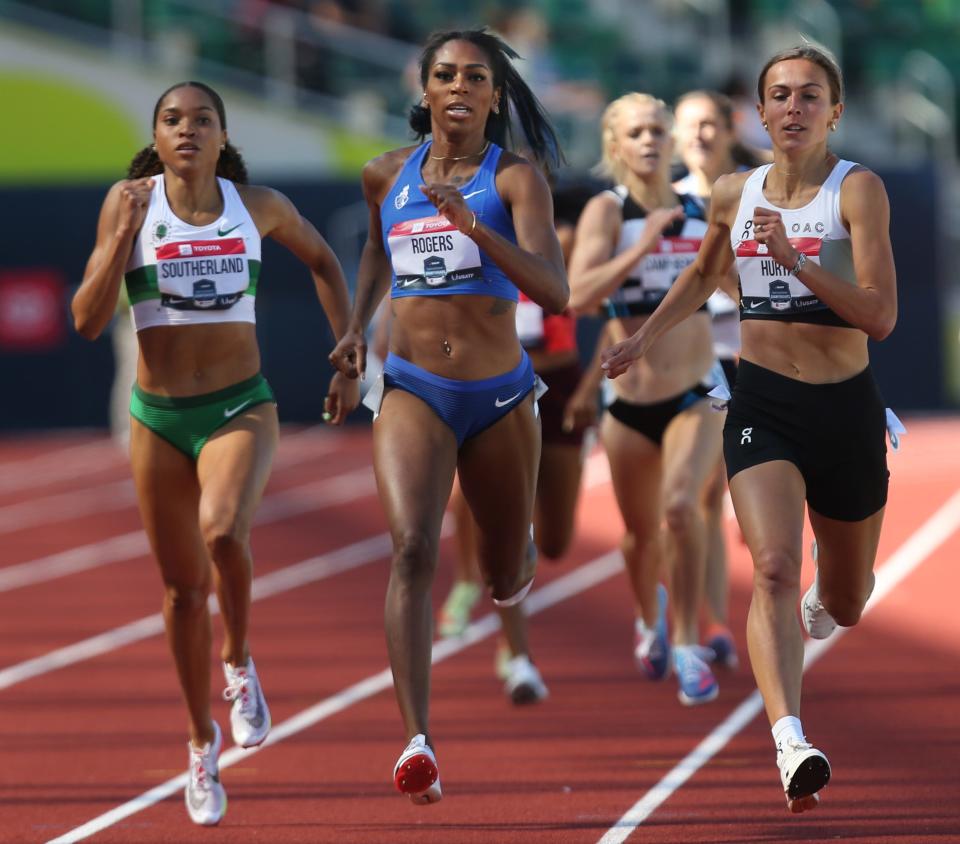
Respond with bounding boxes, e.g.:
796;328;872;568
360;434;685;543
72;178;155;340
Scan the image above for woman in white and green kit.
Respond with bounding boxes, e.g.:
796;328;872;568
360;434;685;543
72;81;358;827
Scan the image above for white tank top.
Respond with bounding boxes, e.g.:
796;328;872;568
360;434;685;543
606;187;708;317
731;159;857;327
124;173;261;331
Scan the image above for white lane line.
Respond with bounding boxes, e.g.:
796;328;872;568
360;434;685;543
0;430;343;534
597;486;960;844
0;530;393;692
0;480;137;535
0;466;376;593
45;550;624;844
2;450;608;670
0;440;123;493
0;426;332;496
0;449;604;594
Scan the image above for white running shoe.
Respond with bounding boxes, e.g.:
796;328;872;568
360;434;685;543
802;541;874;640
223;657;271;748
185;721;227;826
393;734;442;804
801;543;837;639
777;737;831;804
502;654;549;705
801;573;837;640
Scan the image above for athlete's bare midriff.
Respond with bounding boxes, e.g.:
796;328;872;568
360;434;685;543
740;319;869;383
610;310;714;403
390;294;523;379
136;322;261;395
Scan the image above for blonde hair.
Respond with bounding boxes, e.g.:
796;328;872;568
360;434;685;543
598;93;673;184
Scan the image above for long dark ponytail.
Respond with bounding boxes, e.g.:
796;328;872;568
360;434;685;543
126;81;249;183
408;28;563;171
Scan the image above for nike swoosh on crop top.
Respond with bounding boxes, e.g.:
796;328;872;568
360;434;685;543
731;159;857;327
380;142;518;302
124;173;261;331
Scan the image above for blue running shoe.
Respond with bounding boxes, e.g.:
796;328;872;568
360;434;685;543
634;583;670;680
704;624;739;669
673;644;719;706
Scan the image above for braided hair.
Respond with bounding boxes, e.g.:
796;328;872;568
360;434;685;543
126;81;249;183
408;28;563;171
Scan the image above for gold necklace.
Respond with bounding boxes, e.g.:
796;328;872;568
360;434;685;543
429;140;490;161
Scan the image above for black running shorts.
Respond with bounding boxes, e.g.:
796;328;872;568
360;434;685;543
723;359;889;521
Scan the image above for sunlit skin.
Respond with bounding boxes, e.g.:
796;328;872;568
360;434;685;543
757;59;842;162
154;88;227;179
421;41;501;161
598;56;898;814
326;36;568;769
71;83;359;759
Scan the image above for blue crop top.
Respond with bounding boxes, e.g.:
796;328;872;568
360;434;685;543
380;141;519;301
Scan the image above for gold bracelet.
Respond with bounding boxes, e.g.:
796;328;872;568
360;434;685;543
466;212;477;236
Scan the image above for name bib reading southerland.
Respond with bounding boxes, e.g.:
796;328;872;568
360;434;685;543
388;215;483;291
155;237;250;310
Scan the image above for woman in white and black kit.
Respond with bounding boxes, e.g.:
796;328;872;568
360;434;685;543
672;88;766;670
602;46;897;813
569;93;726;708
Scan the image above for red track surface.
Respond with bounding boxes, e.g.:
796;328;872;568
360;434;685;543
1;418;958;843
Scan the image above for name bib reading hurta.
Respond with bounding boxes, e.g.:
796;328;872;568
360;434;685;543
155;238;250;310
388;215;483;291
736;237;826;316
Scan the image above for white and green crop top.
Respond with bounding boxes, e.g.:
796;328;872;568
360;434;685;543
124;174;261;331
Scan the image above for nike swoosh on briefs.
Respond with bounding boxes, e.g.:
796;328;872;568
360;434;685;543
217;223;242;236
224;400;252;418
462;189;486;200
494;391;522;408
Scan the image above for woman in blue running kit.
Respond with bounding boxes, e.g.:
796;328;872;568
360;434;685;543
72;81;358;826
602;46;898;813
328;28;567;805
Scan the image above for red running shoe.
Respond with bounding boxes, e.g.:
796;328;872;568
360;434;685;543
393;734;442;804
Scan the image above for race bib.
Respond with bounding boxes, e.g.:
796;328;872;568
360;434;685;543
388;215;483;291
155;238;250;309
737;237;823;315
629;236;700;291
